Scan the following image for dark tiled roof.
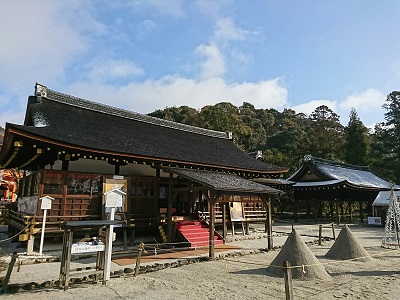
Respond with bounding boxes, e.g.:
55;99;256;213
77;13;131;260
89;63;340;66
288;155;393;189
164;167;282;194
4;83;287;173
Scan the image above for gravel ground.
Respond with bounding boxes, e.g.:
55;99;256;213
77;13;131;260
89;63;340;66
2;221;397;300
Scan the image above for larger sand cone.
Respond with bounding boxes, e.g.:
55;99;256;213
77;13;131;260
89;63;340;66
325;225;372;261
267;229;331;280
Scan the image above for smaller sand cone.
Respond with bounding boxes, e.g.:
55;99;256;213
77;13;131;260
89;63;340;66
267;229;331;280
325;225;372;261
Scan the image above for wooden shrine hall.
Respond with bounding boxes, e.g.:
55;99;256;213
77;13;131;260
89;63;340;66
286;155;396;224
0;83;287;256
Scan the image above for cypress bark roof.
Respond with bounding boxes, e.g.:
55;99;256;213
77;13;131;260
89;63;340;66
0;83;287;175
288;155;393;190
163;167;282;194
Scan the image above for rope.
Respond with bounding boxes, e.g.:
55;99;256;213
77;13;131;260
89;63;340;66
222;248;400;270
0;222;32;244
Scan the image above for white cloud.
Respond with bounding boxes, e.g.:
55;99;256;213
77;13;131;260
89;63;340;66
290;89;387;127
338;89;386;127
86;59;144;82
291;100;338;116
0;1;97;92
67;76;288;114
339;89;385;112
195;0;231;19
195;44;226;80
213;17;249;42
136;20;156;39
0;109;26;129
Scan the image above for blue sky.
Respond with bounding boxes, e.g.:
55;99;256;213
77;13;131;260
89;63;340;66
1;1;400;130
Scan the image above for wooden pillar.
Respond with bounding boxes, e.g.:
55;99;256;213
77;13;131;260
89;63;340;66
155;168;160;217
222;202;227;240
319;201;324;221
267;197;273;249
261;194;273;250
208;190;215;258
294;194;298;223
313;198;318;223
62;160;69;171
348;201;353;223
114;165;120;175
340;202;344;222
359;200;364;223
335;199;340;225
167;173;173;242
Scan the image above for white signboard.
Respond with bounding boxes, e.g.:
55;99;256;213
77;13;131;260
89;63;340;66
368;217;382;226
40;196;53;210
71;243;105;254
105;192;123;208
39;196;54;255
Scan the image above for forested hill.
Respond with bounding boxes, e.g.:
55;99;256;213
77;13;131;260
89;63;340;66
148;91;400;184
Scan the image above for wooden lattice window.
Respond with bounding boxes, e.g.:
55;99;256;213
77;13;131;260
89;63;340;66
43;170;64;195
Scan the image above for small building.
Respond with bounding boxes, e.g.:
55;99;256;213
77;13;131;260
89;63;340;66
0;83;287;255
286;155;396;224
372;189;400;221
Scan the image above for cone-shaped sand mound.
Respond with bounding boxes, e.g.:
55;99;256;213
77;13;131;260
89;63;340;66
267;229;331;280
325;225;372;261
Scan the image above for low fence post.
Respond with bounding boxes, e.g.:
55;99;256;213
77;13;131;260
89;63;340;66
283;261;294;300
318;224;322;245
135;242;144;276
331;223;336;240
1;252;18;293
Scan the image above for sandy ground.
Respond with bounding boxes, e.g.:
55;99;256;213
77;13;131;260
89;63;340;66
1;221;400;300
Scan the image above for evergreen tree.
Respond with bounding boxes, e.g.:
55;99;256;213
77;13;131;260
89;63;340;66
371;91;400;183
300;105;344;161
344;108;371;165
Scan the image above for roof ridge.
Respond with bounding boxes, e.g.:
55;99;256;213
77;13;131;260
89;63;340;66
34;83;230;139
304;154;370;171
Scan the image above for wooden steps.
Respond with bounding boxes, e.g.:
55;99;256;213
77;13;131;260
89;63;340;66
176;220;224;248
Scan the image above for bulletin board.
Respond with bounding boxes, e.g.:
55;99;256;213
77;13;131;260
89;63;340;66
103;178;128;221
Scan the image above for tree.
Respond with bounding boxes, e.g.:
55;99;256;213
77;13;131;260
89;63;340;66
238;103;266;151
148;106;200;126
266;108;310;172
300;105;345;161
344;108;371;165
370;91;400;183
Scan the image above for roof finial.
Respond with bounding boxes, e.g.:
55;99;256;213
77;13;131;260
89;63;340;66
304;154;313;162
35;83;47;97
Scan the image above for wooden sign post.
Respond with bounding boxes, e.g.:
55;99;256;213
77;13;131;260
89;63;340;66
39;195;54;255
103;187;125;281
